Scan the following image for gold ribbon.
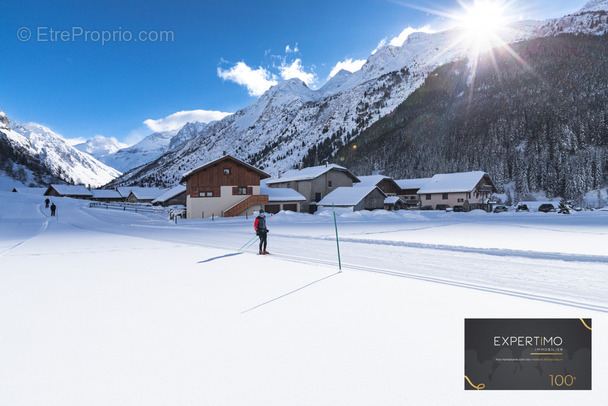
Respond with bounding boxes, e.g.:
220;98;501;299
465;375;485;390
580;318;592;331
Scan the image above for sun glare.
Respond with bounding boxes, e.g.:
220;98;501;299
460;1;508;39
458;0;507;45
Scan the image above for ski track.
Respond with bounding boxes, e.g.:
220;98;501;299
271;233;608;264
266;251;608;314
0;204;49;258
34;204;606;314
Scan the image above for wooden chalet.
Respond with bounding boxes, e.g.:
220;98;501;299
180;155;270;219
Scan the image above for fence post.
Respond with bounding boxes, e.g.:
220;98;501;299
333;203;342;271
212;213;214;221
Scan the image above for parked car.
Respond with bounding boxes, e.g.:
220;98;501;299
493;205;508;213
436;204;450;211
420;205;433;210
453;205;466;212
515;204;529;212
538;203;556;213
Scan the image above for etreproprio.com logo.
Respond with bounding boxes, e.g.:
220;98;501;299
17;26;174;45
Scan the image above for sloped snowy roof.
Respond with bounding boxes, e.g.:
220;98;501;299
91;189;122;199
417;172;491;194
261;186;305;202
354;175;391;187
181;155;269;182
266;164;359;185
152;185;186;203
384;196;403;205
46;184;93;196
116;187;133;197
318;185;386;206
394;178;432;190
127;187;167;200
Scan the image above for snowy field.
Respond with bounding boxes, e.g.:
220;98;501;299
1;190;607;405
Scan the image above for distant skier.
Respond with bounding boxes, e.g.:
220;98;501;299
45;198;50;209
50;202;56;217
254;209;269;255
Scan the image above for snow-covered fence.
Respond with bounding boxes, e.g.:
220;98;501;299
89;202;169;215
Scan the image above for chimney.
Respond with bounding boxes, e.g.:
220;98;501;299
223;151;227;156
325;161;328;167
298;161;303;170
278;171;282;178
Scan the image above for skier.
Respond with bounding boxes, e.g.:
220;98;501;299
254;209;269;255
50;202;56;217
45;198;50;209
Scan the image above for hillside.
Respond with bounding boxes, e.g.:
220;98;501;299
330;34;608;202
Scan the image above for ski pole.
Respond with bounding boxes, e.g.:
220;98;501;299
244;235;260;249
239;235;258;251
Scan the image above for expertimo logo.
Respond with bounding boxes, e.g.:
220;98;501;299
17;26;174;45
493;336;564;346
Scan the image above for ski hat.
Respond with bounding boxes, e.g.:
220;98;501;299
259;209;265;215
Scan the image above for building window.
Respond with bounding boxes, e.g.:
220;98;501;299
223;168;231;175
426;194;431;200
315;192;322;202
237;187;248;195
457;198;464;203
328;180;333;188
442;193;449;200
199;191;213;197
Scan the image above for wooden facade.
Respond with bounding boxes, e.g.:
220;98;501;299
375;178;401;196
184;157;269;198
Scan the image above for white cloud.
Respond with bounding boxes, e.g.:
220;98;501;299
217;62;278;97
143;109;232;133
285;43;299;53
278;58;316;86
372;38;387;55
328;58;366;79
389;25;435;47
63;136;87;146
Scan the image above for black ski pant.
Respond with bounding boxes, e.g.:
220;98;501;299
258;231;267;253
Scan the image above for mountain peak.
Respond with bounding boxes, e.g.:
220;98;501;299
0;110;9;130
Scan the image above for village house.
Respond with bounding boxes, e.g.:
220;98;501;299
180;155;270;219
416;171;497;211
260;184;306;214
151;185;187;207
355;175;405;210
90;189;123;202
44;184;93;200
126;187;167;204
265;163;360;213
317;185;386;212
394;178;432;207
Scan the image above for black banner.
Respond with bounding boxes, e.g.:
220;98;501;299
464;318;591;390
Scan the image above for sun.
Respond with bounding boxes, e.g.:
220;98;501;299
456;0;511;49
461;1;507;37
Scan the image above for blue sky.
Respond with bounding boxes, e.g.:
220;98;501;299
0;0;587;145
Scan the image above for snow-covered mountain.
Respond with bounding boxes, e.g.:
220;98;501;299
98;122;206;173
0;111;121;188
73;136;127;159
